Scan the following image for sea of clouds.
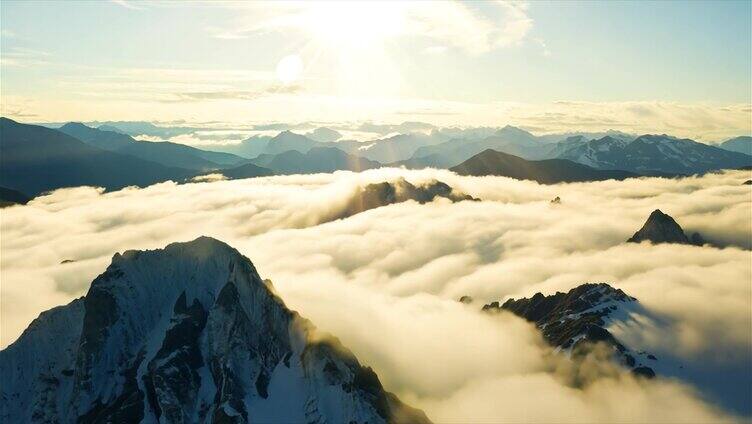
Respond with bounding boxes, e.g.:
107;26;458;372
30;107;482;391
1;169;750;422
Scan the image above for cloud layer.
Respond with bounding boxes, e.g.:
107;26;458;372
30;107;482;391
1;168;750;421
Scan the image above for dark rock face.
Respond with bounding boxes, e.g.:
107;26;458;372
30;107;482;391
450;149;636;183
627;209;702;245
744;180;752;185
216;162;274;180
458;296;473;304
690;232;706;246
0;186;30;207
142;292;208;422
485;283;655;378
79;353;146;424
332;178;478;221
75;278;121;394
550;196;561;204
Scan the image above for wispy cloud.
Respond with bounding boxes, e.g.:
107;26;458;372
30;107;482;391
207;1;535;55
110;0;145;11
0;47;51;68
170;84;303;102
395;108;461;117
506;101;752;140
0;107;38;119
407;1;533;54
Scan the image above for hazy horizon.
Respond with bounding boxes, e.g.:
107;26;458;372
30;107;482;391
2;1;751;141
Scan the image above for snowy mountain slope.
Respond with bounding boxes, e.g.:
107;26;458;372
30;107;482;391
556;134;752;174
554;136;631;168
536;130;635;145
0;237;430;424
411;126;551;165
482;282;752;415
483;283;658;378
541;135;590;159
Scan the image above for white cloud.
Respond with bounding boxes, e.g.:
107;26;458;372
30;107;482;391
1;169;750;420
210;1;534;55
506;101;752;141
0;47;51;68
7;93;749;141
404;1;532;54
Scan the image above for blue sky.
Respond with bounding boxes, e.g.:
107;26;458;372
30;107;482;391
1;1;750;139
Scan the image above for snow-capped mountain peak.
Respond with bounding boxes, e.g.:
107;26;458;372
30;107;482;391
556;134;752;174
483;283;658;378
0;237;429;423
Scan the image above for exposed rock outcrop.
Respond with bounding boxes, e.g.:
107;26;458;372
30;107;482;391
330;178;478;221
627;209;704;246
484;283;657;378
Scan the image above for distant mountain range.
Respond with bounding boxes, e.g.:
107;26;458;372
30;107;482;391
246;147;381;175
411;125;551;165
0;237;430;423
555;134;751;174
58;123;248;171
90;121;197;139
352;133;449;163
207;131;319;159
3;117;749;200
90;120;752;176
0;118;195;197
214;162;274;180
719;136;752;156
450;149;637;183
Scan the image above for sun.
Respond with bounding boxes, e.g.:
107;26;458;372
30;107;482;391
276;54;303;85
269;2;409;99
302;2;407;48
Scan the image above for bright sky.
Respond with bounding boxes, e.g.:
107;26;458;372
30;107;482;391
1;0;750;139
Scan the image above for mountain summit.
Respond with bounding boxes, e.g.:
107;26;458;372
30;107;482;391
557;134;752;174
627;209;703;245
450;149;635;183
0;237;429;423
484;283;657;378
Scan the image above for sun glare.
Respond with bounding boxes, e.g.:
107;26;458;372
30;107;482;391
276;54;303;85
303;1;407;47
